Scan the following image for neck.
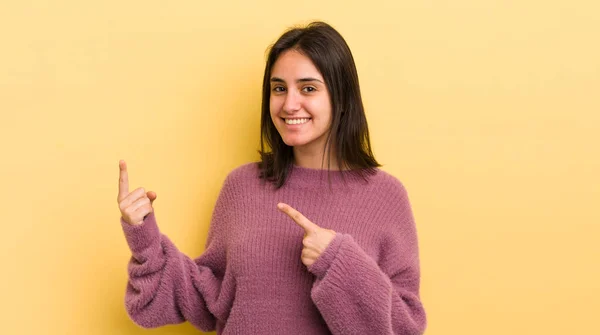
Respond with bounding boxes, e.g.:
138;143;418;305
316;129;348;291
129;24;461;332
293;143;342;170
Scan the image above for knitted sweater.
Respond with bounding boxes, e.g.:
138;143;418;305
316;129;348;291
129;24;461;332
120;162;427;334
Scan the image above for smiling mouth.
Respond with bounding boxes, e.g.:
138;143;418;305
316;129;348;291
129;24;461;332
283;118;311;125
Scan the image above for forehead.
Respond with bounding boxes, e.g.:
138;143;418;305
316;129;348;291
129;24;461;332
271;50;323;80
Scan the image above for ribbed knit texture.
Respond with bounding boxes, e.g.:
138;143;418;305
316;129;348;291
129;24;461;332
120;162;427;334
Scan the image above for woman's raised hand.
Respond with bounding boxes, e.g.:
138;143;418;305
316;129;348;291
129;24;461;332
117;160;157;225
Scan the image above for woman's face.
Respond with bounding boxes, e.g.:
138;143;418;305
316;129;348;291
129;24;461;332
269;49;333;153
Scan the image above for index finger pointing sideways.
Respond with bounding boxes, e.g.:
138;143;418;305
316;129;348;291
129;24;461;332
118;159;129;202
277;203;319;232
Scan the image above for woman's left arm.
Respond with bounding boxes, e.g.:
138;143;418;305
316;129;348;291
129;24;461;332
277;183;427;335
307;230;426;335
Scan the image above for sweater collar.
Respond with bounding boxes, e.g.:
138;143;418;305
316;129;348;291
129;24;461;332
284;164;379;190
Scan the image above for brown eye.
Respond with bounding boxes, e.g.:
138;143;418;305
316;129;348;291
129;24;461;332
302;86;316;93
272;86;286;92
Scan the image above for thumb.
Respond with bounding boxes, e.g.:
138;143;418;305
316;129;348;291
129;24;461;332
147;191;157;205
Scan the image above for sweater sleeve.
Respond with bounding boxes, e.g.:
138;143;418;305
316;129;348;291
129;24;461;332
307;183;427;335
120;175;235;331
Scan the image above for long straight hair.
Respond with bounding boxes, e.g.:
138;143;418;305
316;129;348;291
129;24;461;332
258;21;380;188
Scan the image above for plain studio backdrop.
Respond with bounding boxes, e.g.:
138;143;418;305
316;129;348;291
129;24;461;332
0;1;598;334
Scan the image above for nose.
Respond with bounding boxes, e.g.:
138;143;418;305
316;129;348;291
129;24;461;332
283;89;301;114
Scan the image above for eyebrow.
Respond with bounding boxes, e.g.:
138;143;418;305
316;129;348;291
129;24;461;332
270;77;324;84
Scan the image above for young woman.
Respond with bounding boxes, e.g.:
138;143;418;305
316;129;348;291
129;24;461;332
118;21;427;334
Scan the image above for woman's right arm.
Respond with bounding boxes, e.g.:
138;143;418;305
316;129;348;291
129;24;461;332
117;160;234;331
120;209;230;331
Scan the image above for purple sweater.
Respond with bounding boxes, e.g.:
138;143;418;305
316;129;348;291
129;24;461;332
121;162;427;334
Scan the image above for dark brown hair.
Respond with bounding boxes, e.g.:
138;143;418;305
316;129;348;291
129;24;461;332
258;21;380;188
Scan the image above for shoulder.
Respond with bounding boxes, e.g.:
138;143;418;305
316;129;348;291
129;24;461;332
225;161;260;181
212;162;260;206
220;161;261;190
370;169;418;244
370;168;409;201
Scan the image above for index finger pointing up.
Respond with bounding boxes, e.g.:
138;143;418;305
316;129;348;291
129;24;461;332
118;160;129;202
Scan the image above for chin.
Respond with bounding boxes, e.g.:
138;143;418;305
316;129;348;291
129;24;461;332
281;136;309;147
282;140;304;147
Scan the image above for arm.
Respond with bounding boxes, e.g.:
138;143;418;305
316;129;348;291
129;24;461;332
307;186;427;335
120;176;235;331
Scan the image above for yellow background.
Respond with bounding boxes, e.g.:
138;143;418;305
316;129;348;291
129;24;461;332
1;0;598;334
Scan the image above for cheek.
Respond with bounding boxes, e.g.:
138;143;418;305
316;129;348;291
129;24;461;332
307;97;332;121
270;97;282;114
269;100;278;120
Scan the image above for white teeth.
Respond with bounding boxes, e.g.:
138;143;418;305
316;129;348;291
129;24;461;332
285;118;310;125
